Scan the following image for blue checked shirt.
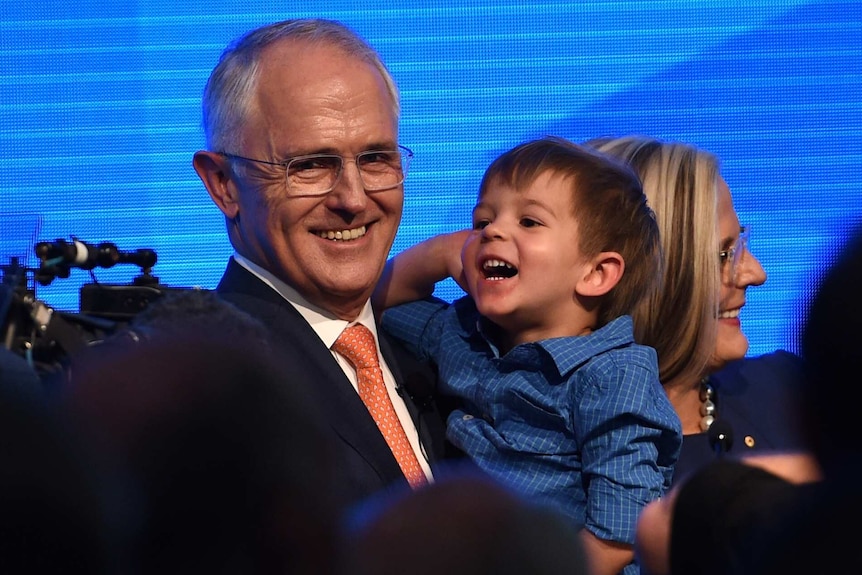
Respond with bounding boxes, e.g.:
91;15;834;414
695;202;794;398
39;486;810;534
382;296;682;570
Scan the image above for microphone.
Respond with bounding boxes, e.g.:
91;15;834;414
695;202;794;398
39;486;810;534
707;420;734;458
35;239;157;271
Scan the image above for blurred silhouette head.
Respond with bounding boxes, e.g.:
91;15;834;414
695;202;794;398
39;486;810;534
0;381;109;574
64;290;341;575
802;226;862;477
343;467;590;575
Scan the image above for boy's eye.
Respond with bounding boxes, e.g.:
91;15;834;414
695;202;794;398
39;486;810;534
473;220;490;230
520;218;540;228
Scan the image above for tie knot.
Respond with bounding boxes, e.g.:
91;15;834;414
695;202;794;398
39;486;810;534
333;324;379;370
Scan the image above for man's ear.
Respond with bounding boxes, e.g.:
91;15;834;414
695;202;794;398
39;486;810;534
576;252;624;297
193;150;240;219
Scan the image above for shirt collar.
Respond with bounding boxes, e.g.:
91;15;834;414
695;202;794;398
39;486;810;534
540;315;636;374
232;252;378;349
455;296;635;374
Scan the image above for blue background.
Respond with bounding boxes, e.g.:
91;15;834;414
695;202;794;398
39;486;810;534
1;1;860;356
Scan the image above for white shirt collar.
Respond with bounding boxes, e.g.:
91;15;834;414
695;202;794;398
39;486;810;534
232;252;380;349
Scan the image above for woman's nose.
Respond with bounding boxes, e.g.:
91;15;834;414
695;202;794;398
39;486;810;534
737;250;767;287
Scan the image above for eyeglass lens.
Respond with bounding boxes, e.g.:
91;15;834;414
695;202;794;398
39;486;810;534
722;226;749;283
287;150;407;195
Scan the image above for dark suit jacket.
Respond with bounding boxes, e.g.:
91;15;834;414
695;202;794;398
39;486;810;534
216;258;449;507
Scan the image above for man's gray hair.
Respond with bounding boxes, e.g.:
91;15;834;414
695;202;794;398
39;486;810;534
201;19;400;154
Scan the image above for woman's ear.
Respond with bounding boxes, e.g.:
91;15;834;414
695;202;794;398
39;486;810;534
576;252;625;297
193;151;240;219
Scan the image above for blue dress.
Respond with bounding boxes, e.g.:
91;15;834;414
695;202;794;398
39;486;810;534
672;350;810;485
382;296;682;567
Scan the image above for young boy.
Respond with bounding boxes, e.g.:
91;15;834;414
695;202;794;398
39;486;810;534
373;136;682;575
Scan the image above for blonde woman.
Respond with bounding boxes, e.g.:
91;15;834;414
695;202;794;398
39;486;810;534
587;136;811;483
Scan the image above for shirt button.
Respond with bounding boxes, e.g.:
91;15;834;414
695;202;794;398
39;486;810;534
462;414;474;421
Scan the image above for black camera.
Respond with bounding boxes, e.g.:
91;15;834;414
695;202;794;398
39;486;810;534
1;238;187;379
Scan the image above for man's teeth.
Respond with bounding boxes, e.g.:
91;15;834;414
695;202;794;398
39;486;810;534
318;225;366;240
719;308;740;319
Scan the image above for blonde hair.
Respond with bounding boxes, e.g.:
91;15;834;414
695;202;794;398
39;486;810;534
586;136;721;387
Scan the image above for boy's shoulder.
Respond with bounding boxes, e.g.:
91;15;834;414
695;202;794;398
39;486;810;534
546;318;659;379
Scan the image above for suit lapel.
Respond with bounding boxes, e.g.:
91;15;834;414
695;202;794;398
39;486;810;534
216;259;404;481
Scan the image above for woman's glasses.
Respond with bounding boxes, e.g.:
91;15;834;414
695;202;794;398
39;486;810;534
719;225;749;284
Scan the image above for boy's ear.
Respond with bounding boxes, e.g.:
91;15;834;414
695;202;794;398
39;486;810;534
576;252;624;297
193;150;240;219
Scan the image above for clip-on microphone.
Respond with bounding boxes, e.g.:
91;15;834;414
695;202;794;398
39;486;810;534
707;419;734;458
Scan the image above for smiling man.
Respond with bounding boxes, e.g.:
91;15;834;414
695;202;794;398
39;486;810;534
192;19;448;506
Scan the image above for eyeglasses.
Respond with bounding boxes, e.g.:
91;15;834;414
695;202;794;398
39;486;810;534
719;225;749;284
220;145;413;197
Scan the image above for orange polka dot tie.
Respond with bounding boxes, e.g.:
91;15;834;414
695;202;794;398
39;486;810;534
333;324;427;488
